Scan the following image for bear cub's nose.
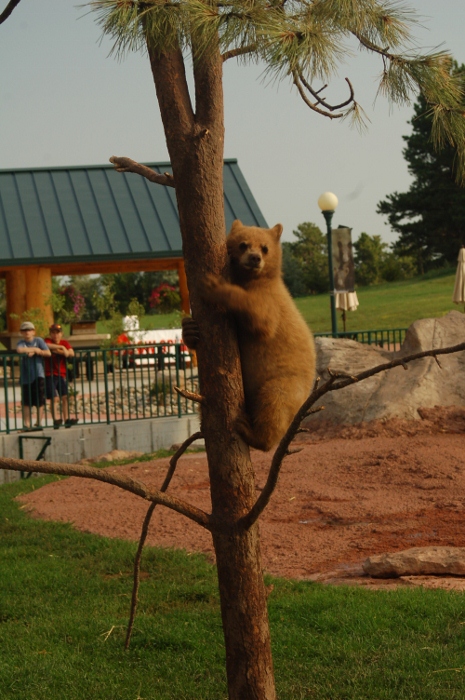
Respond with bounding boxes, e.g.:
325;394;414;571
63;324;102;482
248;253;262;267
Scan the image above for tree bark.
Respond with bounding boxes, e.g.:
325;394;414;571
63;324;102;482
147;42;276;699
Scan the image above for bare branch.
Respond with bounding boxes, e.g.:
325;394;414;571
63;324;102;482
304;405;325;418
174;386;205;404
299;75;356;111
240;341;465;529
125;431;203;649
0;0;21;25
0;456;211;529
125;501;157;650
293;71;355;120
109;156;175;188
327;367;358;381
222;44;257;62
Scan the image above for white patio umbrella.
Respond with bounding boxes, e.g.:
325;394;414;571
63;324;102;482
452;247;465;310
335;291;359;332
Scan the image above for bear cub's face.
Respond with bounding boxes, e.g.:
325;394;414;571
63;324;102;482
227;220;283;280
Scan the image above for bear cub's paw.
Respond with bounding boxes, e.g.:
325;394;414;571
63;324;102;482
235;413;274;452
200;273;230;302
181;317;200;350
235;413;253;440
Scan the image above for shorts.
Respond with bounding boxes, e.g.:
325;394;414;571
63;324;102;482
22;377;45;408
45;375;68;400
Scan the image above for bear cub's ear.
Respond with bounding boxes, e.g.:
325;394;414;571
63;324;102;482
270;223;283;241
230;219;243;234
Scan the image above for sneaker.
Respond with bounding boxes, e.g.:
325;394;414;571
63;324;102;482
53;419;63;429
64;418;78;428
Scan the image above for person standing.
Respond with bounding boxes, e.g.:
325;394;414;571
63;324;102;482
44;323;77;428
16;321;51;431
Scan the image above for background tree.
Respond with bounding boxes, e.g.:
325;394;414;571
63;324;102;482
51;276;103;322
282;222;329;295
284;226;416;295
378;62;465;273
51;273;181;321
353;232;388;286
100;271;179;315
381;249;416;283
354;233;416;286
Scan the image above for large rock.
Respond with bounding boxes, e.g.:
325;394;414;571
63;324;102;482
363;547;465;578
77;449;144;465
312;311;465;424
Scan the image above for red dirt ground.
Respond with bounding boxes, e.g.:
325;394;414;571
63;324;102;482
18;406;465;589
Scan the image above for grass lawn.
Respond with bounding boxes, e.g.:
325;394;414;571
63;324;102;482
295;269;462;334
2;472;465;699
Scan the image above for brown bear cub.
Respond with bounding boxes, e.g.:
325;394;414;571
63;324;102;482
183;219;316;452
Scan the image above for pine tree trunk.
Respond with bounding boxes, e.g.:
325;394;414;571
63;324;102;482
147;44;277;699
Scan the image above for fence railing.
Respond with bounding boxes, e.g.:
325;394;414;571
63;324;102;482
314;328;407;351
0;343;198;435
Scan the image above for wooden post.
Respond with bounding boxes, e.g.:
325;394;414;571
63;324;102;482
5;268;27;332
177;260;190;314
25;267;54;327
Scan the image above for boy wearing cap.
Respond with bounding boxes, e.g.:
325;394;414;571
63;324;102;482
44;324;76;428
16;322;51;430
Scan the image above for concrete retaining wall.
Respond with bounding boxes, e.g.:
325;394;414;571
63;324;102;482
0;415;201;485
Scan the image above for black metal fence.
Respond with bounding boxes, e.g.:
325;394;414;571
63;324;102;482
1;329;407;434
314;328;407;351
0;343;198;434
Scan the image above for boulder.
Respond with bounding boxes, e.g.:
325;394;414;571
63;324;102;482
363;547;465;578
312;311;465;424
77;449;144;465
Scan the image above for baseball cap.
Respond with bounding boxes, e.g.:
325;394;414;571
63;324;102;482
20;321;35;331
49;324;63;332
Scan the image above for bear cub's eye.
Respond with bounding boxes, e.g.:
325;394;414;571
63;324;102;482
261;245;268;254
239;242;248;252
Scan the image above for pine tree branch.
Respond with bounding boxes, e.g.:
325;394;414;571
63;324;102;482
109;156;175;187
0;457;211;528
222;44;257;62
353;32;396;61
240;341;465;530
0;0;21;25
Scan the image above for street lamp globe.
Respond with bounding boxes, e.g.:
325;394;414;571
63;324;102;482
318;191;338;337
318;191;338;212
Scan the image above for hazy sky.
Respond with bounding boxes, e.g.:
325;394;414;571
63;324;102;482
1;1;464;244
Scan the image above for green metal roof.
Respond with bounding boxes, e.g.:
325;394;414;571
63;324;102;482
0;160;268;268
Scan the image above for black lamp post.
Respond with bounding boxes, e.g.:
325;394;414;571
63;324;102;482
318;191;338;337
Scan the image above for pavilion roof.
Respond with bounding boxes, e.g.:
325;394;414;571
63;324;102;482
0;160;267;268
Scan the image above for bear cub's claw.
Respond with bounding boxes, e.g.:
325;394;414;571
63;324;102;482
182;317;200;350
200;273;226;298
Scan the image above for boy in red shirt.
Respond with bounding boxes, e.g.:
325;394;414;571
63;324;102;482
44;324;77;428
